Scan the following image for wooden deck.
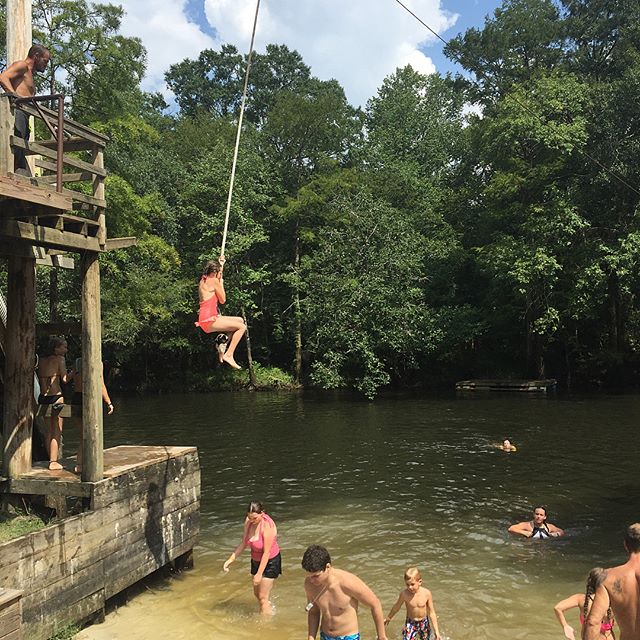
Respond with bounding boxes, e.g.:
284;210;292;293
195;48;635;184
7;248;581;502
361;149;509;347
1;445;197;500
455;378;557;392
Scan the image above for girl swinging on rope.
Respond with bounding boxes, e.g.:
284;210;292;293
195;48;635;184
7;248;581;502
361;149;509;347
195;256;246;369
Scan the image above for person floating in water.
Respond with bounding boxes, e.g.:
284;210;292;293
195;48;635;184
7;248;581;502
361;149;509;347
554;567;615;640
508;505;564;539
495;438;517;452
302;544;388;640
384;566;442;640
195;257;246;370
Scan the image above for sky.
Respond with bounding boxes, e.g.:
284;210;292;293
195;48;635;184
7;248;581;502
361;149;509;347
115;0;504;108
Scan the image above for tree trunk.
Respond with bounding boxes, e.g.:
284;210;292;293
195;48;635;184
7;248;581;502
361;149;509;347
242;306;257;388
293;225;302;384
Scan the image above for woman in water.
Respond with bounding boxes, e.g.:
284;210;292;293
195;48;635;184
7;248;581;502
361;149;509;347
36;336;69;470
553;567;615;639
195;257;246;370
222;501;282;614
508;505;564;538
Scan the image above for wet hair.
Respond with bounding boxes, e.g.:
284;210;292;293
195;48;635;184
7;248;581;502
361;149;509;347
302;545;331;572
583;567;611;622
28;44;49;60
534;505;547;519
201;259;221;279
247;501;264;514
625;523;640;553
404;567;421;581
46;336;66;356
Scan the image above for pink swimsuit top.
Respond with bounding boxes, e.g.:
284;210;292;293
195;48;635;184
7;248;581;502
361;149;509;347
580;614;615;633
195;278;219;328
245;513;280;561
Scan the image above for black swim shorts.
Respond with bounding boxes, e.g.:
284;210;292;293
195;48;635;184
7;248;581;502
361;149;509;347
38;393;63;405
250;552;282;579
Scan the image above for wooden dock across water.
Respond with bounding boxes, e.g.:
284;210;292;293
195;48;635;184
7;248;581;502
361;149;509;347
455;378;557;392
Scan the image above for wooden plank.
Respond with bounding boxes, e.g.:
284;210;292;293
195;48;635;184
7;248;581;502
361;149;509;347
91;450;200;509
0;98;13;175
0;590;22;608
15;103;108;146
34;254;74;269
105;237;138;250
0;603;21;637
10;137;107;177
37;171;93;184
23;590;103;640
0;175;71;210
37;137;97;153
81;252;103;482
1;477;91;499
0;219;102;252
2;255;36;477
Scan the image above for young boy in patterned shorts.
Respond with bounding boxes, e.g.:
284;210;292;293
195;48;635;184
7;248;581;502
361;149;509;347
384;567;441;640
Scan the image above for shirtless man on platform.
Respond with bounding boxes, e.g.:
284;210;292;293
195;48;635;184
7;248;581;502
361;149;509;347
302;544;388;640
0;44;50;172
583;523;640;640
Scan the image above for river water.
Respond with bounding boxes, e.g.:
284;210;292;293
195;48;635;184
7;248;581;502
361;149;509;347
76;391;640;640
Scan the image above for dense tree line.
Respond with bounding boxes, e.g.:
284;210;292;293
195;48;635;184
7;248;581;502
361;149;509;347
2;0;640;397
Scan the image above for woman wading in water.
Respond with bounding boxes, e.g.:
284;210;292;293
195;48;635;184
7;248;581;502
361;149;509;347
554;568;615;639
223;501;282;614
195;257;246;369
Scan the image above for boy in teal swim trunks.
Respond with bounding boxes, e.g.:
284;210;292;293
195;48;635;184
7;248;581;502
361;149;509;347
384;567;441;640
302;545;388;640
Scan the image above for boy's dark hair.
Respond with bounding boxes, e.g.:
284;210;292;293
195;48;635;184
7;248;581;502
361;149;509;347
46;335;66;356
302;544;331;572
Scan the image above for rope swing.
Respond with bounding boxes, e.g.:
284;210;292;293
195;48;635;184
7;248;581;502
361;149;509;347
220;0;262;259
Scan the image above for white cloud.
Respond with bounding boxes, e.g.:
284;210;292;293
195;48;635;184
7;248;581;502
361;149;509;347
115;0;458;107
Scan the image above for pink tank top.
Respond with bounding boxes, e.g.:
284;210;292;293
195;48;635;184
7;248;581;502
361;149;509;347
245;513;280;561
195;278;218;329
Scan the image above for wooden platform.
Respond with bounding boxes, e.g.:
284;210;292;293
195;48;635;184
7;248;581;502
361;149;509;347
0;445;200;640
1;445;197;501
455;378;557;392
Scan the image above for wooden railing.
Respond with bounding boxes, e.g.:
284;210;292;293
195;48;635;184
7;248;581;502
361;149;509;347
0;93;108;246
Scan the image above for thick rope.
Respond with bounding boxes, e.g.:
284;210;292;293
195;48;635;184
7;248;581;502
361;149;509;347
220;0;262;260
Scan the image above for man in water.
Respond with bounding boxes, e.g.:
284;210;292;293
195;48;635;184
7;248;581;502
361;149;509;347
302;544;388;640
583;523;640;640
0;44;51;172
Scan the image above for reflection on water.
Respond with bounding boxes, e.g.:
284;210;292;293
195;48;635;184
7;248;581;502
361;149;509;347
76;392;640;640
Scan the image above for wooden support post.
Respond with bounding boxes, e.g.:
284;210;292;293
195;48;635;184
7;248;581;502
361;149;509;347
2;255;36;478
92;148;106;247
0;98;12;176
81;251;103;482
6;0;34;175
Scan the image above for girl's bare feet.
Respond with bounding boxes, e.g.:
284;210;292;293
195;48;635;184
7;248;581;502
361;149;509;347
49;461;63;470
222;354;241;370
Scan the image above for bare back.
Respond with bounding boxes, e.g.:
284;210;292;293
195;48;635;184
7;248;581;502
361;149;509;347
37;355;66;395
604;562;640;639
